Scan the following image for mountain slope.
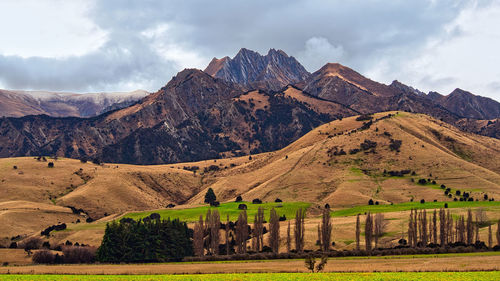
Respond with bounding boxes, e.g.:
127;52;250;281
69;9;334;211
0;69;354;164
186;112;500;207
433;88;500;120
205;48;310;91
0;89;149;117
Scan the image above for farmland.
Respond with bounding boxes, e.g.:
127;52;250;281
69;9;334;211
123;201;311;223
2;272;500;281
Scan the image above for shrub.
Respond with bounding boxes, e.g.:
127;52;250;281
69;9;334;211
13;166;17;169
22;237;42;250
279;215;287;221
149;213;161;220
166;203;175;208
210;201;220;207
456;190;461;196
420;199;425;204
252;198;262;204
47;162;54;168
418;179;427;185
9;242;17;249
238;204;247;210
356;114;373;121
235;195;243;202
368;199;374;205
32;250;55;264
62;246;96;263
444;203;448;208
441;184;446;189
389;139;402;151
275;198;282;203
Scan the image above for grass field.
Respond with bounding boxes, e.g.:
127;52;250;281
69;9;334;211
2;272;500;280
332;201;500;217
123;201;311;223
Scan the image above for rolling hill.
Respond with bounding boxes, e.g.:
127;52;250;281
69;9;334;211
2;111;500;248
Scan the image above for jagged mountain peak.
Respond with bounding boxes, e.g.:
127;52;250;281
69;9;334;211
204;48;310;91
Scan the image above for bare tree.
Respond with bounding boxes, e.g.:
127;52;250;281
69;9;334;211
432;210;437;244
355;214;361;251
439;209;445;246
488;224;492;248
365;212;373;252
466;209;473;244
268;208;280;253
236;210;248;254
421;210;428;245
208;209;220;255
408;209;414;247
225;214;230;255
458;215;465;243
497;219;500;246
294;208;305;253
374;213;386;248
320;207;332;252
193;215;204;256
286;221;291;253
252;207;264;252
317;224;321;249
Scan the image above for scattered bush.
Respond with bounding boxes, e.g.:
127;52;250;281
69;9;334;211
235;195;243;202
47;162;54;168
356;114;373;121
274;198;282;203
9;242;17;249
32;250;56;264
418;179;427;185
252;198;262;204
149;213;161;220
13;166;17;170
22;237;42;251
368;199;374;205
63;246;96;264
389;139;402;151
420;199;425;204
166;203;175;208
238;204;247;210
41;223;67;236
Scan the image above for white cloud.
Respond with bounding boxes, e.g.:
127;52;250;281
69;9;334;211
298;37;345;71
0;0;107;58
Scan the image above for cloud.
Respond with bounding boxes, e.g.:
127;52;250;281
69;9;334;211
0;0;499;102
297;37;344;71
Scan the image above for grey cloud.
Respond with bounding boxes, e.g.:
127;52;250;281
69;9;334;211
0;0;484;93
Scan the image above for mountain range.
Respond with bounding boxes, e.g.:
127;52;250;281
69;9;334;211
0;48;499;164
0;89;149;118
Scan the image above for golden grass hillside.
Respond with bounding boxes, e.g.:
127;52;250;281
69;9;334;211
1;111;500;246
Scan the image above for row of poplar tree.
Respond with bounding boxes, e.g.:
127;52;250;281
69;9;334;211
355;208;500;251
192;207;333;256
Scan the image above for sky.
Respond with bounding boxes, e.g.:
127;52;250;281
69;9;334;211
0;0;499;102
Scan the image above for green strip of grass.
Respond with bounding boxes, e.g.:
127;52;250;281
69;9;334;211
3;272;500;280
124;201;311;223
332;201;500;217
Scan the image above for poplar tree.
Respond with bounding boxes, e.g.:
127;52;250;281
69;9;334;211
466;209;473;244
286;221;291;253
355;214;361;251
488;224;492;248
320;207;332;252
365;212;373;252
236;210;248;254
294;208;305;253
225;214;230;255
432;210;437;244
193;215;204;256
268;208;280;253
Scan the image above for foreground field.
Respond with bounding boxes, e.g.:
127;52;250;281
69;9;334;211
2;272;500;281
1;253;499;275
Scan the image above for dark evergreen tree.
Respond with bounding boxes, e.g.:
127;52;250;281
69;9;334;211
204;188;217;205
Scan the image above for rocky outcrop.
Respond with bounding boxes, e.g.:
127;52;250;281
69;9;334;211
205;48;310;91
